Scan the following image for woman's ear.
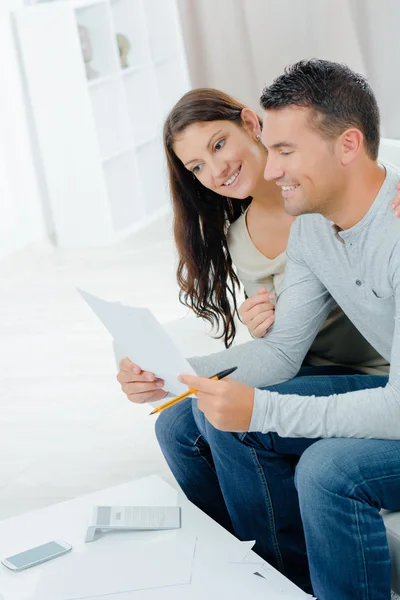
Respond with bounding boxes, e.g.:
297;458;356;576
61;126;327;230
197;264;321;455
241;108;262;140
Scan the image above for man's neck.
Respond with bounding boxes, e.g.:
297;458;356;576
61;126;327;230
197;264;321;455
323;163;386;230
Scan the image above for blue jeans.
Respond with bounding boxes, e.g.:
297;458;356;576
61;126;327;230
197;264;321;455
155;368;400;599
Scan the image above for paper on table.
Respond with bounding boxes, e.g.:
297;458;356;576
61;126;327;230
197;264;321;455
132;561;315;600
189;561;315;600
228;540;256;563
77;289;196;400
33;537;196;600
194;537;256;567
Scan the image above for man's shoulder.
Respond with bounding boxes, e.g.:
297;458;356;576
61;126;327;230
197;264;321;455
286;214;332;265
290;213;331;239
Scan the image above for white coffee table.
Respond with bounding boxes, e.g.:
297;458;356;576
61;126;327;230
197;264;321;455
0;475;311;599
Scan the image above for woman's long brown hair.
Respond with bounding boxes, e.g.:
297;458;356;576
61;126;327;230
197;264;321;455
163;89;261;348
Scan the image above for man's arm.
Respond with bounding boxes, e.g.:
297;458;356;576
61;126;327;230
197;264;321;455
190;234;335;388
248;260;400;440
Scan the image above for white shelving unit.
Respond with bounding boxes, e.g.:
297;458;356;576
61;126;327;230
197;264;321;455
13;0;190;247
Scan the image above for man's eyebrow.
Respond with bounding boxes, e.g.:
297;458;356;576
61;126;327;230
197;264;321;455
184;129;223;167
268;141;297;149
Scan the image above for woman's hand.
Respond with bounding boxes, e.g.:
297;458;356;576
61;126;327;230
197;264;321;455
239;287;275;337
117;358;168;404
392;182;400;217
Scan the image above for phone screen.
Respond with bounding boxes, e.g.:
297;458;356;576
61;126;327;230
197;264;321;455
6;541;67;568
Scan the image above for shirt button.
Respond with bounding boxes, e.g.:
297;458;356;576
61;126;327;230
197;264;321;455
355;279;362;286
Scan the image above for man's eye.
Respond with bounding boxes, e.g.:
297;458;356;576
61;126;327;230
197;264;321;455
279;150;293;156
215;139;226;151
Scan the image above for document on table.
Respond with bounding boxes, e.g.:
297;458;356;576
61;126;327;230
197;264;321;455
33;536;196;600
100;539;315;600
77;289;196;402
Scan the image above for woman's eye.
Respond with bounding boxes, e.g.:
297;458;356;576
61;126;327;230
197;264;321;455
214;139;226;151
192;164;202;174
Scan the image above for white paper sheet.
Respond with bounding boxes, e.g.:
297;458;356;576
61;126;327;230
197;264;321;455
33;537;196;600
193;537;256;567
77;289;196;398
116;559;315;600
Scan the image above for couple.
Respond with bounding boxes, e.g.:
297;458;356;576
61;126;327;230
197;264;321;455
118;59;400;599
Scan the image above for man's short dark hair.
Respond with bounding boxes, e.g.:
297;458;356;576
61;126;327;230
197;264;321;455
260;59;380;160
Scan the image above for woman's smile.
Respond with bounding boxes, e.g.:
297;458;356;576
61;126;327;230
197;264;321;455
222;165;242;188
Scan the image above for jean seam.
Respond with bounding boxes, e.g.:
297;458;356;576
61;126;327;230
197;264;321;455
353;495;371;600
192;433;218;477
248;445;285;575
348;472;400;498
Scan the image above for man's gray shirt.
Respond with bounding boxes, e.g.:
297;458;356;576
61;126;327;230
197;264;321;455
190;163;400;439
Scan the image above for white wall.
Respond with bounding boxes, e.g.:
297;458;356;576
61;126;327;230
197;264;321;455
0;1;50;261
178;0;366;112
177;0;400;139
349;0;400;139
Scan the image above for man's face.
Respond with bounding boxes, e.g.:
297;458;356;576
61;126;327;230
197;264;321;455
261;106;344;216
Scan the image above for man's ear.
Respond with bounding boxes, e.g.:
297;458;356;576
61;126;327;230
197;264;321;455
241;108;262;140
340;128;363;165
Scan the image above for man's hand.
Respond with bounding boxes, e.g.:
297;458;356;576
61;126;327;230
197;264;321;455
391;182;400;217
178;374;254;432
117;357;168;404
239;287;275;337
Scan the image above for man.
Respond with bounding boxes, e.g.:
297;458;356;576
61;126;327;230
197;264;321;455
118;60;400;599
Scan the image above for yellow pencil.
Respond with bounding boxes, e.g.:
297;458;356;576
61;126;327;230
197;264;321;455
149;367;238;416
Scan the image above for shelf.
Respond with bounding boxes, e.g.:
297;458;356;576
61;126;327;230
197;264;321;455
124;67;160;146
87;71;119;88
75;1;120;80
136;138;168;214
102;144;135;163
110;0;152;68
122;62;151;77
89;78;132;158
104;149;145;231
72;0;108;10
15;0;189;247
154;52;177;67
135;133;159;149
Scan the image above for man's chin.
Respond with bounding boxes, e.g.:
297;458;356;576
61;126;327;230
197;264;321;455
284;198;317;217
283;199;305;216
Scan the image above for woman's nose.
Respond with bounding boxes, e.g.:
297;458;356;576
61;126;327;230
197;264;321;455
211;158;229;180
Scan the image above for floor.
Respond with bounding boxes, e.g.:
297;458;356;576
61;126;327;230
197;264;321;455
0;214;249;520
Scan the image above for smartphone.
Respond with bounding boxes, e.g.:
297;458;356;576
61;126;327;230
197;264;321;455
1;539;72;571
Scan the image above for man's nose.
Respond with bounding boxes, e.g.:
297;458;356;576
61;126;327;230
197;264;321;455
264;156;284;181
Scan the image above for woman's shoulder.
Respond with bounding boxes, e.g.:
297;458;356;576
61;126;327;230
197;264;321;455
226;211;246;241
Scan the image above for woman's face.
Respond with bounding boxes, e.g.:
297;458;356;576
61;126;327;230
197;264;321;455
173;118;266;199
